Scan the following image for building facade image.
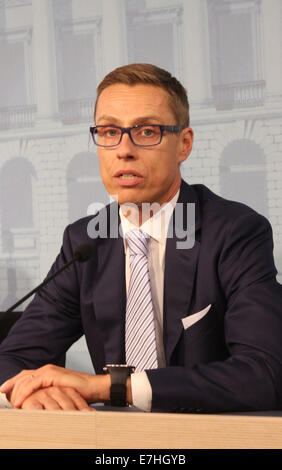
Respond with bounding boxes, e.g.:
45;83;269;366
0;0;281;370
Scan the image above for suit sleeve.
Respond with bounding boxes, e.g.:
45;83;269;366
146;211;282;412
0;224;83;385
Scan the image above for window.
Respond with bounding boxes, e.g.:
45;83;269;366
55;18;102;124
0;158;37;252
67;152;109;224
220;139;267;217
208;0;265;109
0;40;27;106
0;27;35;129
126;5;183;79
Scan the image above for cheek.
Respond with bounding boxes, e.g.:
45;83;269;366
148;152;179;181
97;154;112;177
97;160;113;191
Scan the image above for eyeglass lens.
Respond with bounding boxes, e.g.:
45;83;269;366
93;126;162;147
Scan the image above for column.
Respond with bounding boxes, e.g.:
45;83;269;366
101;0;127;75
182;0;212;107
0;0;5;31
32;0;60;125
262;0;282;105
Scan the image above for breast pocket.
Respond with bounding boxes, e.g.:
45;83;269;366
183;303;228;367
182;304;211;331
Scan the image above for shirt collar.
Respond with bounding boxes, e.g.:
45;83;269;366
119;189;180;247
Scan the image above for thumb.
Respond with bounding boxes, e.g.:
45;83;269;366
0;379;14;394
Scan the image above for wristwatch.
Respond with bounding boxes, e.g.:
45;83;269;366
103;364;135;407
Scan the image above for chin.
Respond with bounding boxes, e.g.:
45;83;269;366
111;190;143;207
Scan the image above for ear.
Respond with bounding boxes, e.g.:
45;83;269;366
178;127;194;164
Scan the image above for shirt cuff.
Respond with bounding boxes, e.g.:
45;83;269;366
0;392;12;408
130;371;152;411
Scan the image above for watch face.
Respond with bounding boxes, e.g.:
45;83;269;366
103;364;124;371
103;364;135;372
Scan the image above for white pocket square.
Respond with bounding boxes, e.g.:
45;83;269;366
182;304;212;330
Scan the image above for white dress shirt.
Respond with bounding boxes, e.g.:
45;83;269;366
0;390;11;408
0;190;179;410
120;190;179;411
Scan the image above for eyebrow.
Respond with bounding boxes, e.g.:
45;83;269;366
96;115;163;125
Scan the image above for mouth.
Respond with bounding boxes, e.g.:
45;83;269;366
114;170;143;186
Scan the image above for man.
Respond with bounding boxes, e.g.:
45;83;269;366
0;64;282;412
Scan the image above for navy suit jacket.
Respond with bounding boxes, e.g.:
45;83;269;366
1;180;282;412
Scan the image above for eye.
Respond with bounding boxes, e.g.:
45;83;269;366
142;128;153;136
107;128;118;136
97;127;118;137
139;126;158;137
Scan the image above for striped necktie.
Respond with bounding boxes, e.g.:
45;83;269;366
125;229;158;371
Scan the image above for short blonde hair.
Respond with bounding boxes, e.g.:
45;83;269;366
95;63;189;126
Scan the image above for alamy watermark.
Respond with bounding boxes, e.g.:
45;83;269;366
86;195;196;249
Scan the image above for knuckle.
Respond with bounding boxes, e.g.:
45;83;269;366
39;364;55;374
47;385;59;394
64;386;74;393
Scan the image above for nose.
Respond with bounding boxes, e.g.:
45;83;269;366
116;131;136;159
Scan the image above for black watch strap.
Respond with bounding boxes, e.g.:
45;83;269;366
103;364;135;407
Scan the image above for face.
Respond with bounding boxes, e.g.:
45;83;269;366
94;83;193;207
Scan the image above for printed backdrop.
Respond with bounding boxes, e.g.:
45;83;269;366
0;0;281;372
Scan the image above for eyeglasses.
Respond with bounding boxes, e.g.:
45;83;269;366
89;124;185;148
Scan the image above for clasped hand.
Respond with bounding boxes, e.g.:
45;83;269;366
0;364;111;411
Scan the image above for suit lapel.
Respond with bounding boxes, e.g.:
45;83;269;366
92;204;126;364
91;181;202;367
164;181;201;365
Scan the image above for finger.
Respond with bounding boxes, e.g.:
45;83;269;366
33;390;62;410
35;387;92;411
12;373;86;407
20;388;62;410
12;365;69;407
21;398;44;410
61;387;94;411
0;380;12;394
48;387;93;411
47;387;78;411
11;375;42;408
9;374;38;407
13;375;52;408
40;397;61;410
0;370;35;394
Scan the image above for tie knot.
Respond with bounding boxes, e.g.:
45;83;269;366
126;229;149;257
